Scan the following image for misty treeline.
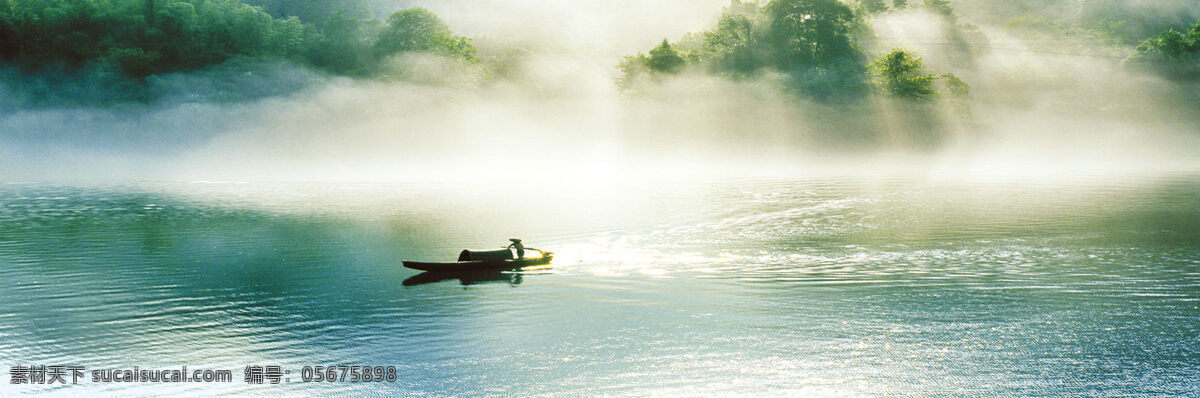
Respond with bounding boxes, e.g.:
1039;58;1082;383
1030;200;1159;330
959;0;1200;79
0;0;1198;106
957;0;1197;46
1131;23;1200;79
0;0;473;102
622;0;863;100
619;0;1200;100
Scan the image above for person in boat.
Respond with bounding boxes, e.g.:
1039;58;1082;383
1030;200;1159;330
508;238;525;259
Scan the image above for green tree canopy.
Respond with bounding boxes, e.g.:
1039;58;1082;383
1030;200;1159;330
1129;23;1200;79
871;49;936;100
923;0;954;17
618;0;871;99
700;12;764;77
0;1;479;81
371;8;475;61
646;39;686;73
0;1;484;104
1135;23;1200;59
305;11;372;76
860;0;888;14
763;0;860;69
245;0;371;23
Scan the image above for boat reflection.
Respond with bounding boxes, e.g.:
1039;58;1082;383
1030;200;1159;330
402;270;526;287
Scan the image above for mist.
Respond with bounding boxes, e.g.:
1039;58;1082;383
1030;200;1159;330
2;0;1199;184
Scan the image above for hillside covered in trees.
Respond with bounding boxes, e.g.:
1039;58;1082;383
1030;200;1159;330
0;0;475;103
1;0;1198;108
618;0;1200;102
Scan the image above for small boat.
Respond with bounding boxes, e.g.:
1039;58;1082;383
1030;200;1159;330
403;247;553;272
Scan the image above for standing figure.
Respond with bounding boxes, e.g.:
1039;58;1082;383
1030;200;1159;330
508;238;525;259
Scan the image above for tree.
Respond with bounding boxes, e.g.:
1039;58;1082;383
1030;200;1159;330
371;8;475;61
871;49;936;100
306;11;371;75
1135;24;1200;59
616;53;649;90
646;39;685;73
614;39;687;90
145;0;155;26
244;0;371;23
939;72;969;98
763;0;860;69
106;47;160;78
701;13;764;76
0;0;491;105
1129;23;1200;79
617;0;871;100
0;9;15;60
860;0;888;14
923;0;953;17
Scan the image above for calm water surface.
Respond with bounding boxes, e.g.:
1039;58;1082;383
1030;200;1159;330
1;175;1198;396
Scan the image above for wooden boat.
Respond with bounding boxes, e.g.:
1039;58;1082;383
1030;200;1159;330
403;248;553;272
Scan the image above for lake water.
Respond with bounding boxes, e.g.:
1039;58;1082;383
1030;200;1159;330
1;174;1198;396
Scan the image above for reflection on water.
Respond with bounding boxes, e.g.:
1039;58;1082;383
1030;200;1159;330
402;271;524;287
0;174;1198;396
